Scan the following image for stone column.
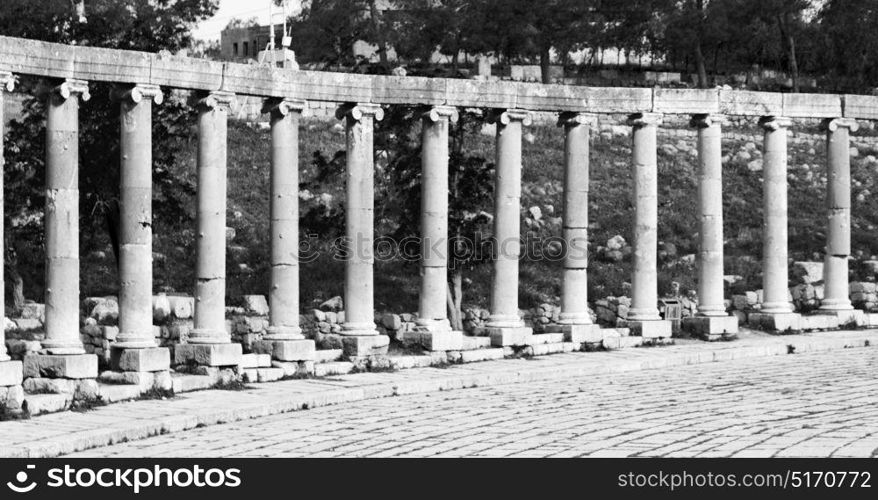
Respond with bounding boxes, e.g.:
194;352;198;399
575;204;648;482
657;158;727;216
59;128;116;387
0;72;23;411
255;98;315;362
416;105;463;351
682;114;738;339
546;112;601;344
485;109;533;347
626;113;672;339
819;118;859;322
175;91;242;368
750;116;799;331
335;103;389;357
25;79;97;381
109;84;171;374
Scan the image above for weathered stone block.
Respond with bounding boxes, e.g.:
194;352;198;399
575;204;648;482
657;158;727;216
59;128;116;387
257;367;284;383
23;377;77;394
681;315;739;340
487;326;533;347
255;339;316;361
98;370;154;386
627;320;673;339
23;354;97;379
526;333;564;345
545;323;603;344
653;88;719;114
110;347;170;372
818;309;865;327
798;314;840;331
340;335;389;357
418;331;463;351
0;360;23;386
241;295;270;316
174;343;242;367
720;89;783;116
1;384;24;410
460;336;492;350
749;312;801;331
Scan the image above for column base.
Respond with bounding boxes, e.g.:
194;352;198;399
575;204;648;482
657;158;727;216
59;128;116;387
545;323;602;344
110;347;170;372
627;320;673;339
418;330;463;351
681;315;738;341
341;335;389;357
487;326;533;347
264;325;305;341
174;343;242;367
23;354;97;379
187;329;232;345
814;309;864;327
254;339;315;361
748;312;801;331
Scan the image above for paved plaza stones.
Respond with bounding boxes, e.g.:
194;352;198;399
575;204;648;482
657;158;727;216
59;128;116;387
55;346;878;458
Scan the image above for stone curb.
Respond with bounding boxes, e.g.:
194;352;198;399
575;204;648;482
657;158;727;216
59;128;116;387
1;330;875;458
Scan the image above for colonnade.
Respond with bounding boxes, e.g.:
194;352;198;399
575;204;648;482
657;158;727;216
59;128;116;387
0;74;862;381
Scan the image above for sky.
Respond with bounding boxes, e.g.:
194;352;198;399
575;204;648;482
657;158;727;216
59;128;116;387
192;0;303;41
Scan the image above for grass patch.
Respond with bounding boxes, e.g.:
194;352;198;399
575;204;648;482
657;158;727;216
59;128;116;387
70;395;108;413
136;387;175;400
211;379;253;391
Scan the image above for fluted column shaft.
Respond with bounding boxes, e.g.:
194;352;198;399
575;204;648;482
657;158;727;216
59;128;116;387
627;113;662;321
558;112;597;325
265;98;306;340
418;106;458;330
693;114;726;316
487;109;532;328
760;116;794;314
191;91;235;344
116;85;162;348
338;103;383;336
42;79;90;354
821;118;858;311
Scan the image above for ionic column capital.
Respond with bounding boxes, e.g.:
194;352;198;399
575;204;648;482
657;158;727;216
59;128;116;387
557;111;598;128
111;84;163;105
821;117;859;133
0;71;15;92
689;113;726;129
487;108;532;126
758;116;792;131
422;105;459;123
54;78;91;102
262;97;307;117
192;90;235;111
627;112;662;128
336;102;384;122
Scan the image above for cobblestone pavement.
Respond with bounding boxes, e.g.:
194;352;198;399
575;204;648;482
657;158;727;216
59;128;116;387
64;347;878;458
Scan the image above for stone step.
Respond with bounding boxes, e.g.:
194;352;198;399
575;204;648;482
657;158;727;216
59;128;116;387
863;313;878;327
389;355;434;370
22;393;71;416
798;314;840;331
314;349;343;363
460;336;491;351
314;361;354;377
170;373;214;393
527;333;564;345
457;347;505;363
239;353;272;369
528;342;578;356
603;336;644;350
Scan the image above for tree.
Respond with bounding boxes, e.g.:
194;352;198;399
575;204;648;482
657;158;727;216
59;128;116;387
291;0;372;69
1;0;218;304
817;0;878;92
